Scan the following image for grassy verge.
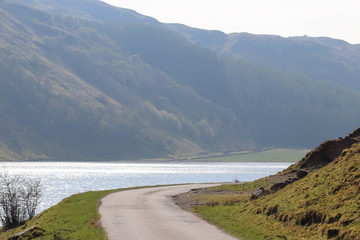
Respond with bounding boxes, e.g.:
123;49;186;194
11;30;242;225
188;148;309;162
0;186;159;240
142;148;309;162
192;144;360;240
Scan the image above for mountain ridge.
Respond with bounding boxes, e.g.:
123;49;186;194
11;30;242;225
1;0;360;161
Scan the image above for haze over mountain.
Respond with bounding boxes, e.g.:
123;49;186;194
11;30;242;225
1;0;360;161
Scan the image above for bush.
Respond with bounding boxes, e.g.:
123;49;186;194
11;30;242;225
0;173;42;229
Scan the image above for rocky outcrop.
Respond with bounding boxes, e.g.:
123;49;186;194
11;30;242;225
270;182;288;192
348;127;360;138
297;128;360;171
295;169;308;178
250;187;270;200
269;169;309;193
251;128;360;200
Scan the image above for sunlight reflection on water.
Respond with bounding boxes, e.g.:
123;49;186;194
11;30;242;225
0;161;291;212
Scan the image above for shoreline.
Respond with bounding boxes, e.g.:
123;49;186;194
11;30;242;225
0;147;309;163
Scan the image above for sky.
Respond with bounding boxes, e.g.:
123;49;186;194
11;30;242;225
102;0;360;44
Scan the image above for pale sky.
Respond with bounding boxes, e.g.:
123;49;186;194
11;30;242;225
102;0;360;44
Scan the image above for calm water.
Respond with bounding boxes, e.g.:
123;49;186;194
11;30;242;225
0;161;291;212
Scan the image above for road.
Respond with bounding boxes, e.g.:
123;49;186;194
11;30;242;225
99;184;239;240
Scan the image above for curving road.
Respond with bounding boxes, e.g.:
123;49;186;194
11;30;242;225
99;184;239;240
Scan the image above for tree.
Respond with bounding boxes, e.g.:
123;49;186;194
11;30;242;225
0;173;42;229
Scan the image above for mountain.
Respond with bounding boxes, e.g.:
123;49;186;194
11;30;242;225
171;26;360;91
1;0;360;161
222;34;360;91
0;1;247;161
4;0;159;25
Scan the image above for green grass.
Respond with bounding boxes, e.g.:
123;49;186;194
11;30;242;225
0;186;165;240
193;144;360;240
192;148;309;162
209;178;274;193
194;204;287;240
0;190;114;240
1;145;355;240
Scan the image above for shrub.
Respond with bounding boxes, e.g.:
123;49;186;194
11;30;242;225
0;173;42;229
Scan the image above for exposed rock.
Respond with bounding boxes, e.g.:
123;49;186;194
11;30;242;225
297;128;360;171
269;176;301;193
347;127;360;138
250;187;270;200
285;178;299;184
249;128;360;201
270;182;288;191
295;169;308;179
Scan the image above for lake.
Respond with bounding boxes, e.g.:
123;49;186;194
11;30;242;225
0;161;292;212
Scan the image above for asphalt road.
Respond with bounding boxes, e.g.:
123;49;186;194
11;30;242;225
99;184;239;240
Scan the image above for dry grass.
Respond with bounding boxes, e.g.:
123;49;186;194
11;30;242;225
192;144;360;240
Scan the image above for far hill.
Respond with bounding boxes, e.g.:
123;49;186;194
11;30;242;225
171;26;360;92
1;0;360;161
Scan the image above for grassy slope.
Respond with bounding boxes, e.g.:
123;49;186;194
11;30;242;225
0;189;116;240
193;144;360;240
0;145;357;239
0;148;306;239
0;185;175;240
192;148;309;162
0;185;169;240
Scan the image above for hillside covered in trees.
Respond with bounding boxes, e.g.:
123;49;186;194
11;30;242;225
1;0;360;161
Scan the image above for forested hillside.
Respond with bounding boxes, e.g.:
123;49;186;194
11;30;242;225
1;0;360;161
171;26;360;91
